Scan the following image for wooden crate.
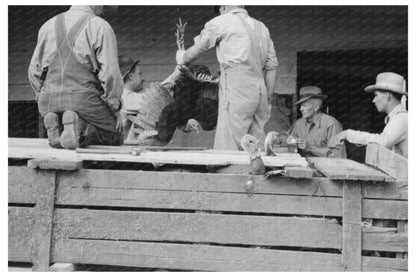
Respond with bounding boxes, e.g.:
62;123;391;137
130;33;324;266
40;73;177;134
8;164;408;271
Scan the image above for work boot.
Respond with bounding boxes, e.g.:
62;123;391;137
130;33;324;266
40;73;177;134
43;112;62;148
60;111;87;150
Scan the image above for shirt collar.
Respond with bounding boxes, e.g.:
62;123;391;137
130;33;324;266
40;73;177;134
69;5;96;15
385;104;406;124
306;111;323;127
229;8;248;15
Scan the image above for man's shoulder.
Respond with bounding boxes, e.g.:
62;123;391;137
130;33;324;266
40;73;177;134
320;113;341;126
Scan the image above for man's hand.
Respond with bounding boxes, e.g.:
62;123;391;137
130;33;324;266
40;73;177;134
332;131;347;146
296;138;307;150
114;111;123;132
176;50;186;65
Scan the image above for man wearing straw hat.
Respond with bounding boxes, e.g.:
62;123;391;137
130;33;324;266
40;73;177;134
333;72;408;158
283;86;346;158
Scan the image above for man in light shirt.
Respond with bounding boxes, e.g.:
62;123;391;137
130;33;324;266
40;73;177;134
176;5;278;150
28;6;124;149
332;72;408;158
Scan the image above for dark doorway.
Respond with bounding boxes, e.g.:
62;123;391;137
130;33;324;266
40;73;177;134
297;48;407;163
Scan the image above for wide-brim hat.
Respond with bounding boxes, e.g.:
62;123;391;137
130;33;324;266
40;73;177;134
364;72;407;96
295;86;328;104
118;55;140;78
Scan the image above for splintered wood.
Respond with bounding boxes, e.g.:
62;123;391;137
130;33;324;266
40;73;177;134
9;138;308;168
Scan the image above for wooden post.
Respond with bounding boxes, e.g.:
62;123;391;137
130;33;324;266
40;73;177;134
396;221;408;259
31;170;57;271
342;181;362;271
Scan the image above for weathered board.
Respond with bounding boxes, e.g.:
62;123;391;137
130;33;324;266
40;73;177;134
365;142;408;180
8;207;34;263
52;209;342;249
9;138;308;167
308;157;392;181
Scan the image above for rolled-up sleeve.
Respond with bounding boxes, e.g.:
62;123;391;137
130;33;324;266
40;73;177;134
28;27;48;101
96;25;124;112
264;31;278;71
193;20;221;52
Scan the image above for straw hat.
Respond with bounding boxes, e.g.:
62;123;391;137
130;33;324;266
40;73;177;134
364;72;407;96
295;86;327;104
118;55;140;78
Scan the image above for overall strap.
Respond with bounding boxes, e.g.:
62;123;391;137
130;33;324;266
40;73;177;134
67;14;95;47
54;13;67;50
235;13;266;67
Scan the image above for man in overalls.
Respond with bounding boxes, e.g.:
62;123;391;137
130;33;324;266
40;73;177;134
176;5;278;150
28;6;123;149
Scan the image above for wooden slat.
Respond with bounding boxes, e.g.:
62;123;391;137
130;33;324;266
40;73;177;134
8;166;407;202
308;157;391;181
9;138;308;168
341;182;362;271
365;142;408;180
8;207;35;263
53;209;342;249
396;221;408;258
362;233;407;252
32;171;57;271
27;158;83;171
362;199;407;220
362;256;407;271
52;239;344;271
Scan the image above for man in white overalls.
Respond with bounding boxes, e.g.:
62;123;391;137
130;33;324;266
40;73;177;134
176;5;278;150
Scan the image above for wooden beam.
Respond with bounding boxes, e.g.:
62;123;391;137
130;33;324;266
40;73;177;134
342;181;362;271
365;142;407;180
396;221;408;259
31;171;57;271
53;209;342;249
52;239;344;271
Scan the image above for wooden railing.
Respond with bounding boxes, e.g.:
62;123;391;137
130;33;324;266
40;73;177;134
8;164;408;271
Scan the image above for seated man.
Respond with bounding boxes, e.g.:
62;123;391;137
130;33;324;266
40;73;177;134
332;72;408;158
270;86;346;158
118;55;219;146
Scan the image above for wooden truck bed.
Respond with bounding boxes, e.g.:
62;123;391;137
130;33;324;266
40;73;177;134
8;138;408;271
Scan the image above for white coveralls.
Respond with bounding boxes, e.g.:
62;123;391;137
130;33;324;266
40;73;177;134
193;8;278;150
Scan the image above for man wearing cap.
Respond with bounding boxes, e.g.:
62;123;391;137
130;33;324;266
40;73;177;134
28;6;124;149
286;86;346;158
175;5;278;150
333;72;408;158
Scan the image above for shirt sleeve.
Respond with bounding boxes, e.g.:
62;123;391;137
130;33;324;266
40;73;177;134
345;114;407;149
264;30;278;71
96;25;124;112
28;27;48;101
193;19;222;52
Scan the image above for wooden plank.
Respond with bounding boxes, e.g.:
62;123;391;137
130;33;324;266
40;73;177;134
31;171;57;271
9;138;308;168
362;232;407;252
8;266;33;272
285;166;313;178
55;180;407;220
27;158;83;171
308;157;391;181
53;209;342;249
365;142;408;180
362;199;407;220
49;263;75;272
8;207;35;263
341;182;362;271
362;256;407;271
8;167;408;208
396;221;408;258
51;239;344;271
